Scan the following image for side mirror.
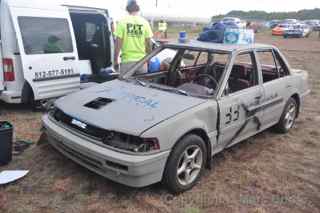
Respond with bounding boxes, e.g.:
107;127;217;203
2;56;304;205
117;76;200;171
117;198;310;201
150;38;160;50
224;82;230;96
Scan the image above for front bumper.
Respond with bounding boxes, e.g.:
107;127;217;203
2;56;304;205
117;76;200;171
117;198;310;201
42;115;170;187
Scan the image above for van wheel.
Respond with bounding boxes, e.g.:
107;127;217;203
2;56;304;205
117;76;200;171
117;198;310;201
27;94;41;111
274;97;297;133
163;134;207;194
21;82;36;109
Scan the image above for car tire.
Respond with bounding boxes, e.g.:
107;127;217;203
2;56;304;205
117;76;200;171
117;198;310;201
163;134;207;194
274;97;298;133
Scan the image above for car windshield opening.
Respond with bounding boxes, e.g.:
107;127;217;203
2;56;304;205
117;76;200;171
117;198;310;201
122;47;230;98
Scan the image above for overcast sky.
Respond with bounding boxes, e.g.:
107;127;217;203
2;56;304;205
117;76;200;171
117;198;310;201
62;0;320;19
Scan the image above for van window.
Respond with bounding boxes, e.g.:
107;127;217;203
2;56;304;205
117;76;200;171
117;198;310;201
70;12;112;73
85;22;98;42
18;17;73;54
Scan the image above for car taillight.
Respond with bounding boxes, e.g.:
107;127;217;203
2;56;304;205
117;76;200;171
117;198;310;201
3;58;15;81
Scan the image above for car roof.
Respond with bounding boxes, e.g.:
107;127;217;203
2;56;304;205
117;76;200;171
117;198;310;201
163;40;275;53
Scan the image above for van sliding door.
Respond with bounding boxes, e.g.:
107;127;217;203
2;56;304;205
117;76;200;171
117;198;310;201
70;11;113;74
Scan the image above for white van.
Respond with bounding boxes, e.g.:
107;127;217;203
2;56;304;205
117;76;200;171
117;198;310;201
0;0;114;104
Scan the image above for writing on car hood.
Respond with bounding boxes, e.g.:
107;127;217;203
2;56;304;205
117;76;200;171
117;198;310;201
54;80;207;136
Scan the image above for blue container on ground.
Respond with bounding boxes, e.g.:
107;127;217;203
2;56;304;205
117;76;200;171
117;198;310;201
179;31;188;43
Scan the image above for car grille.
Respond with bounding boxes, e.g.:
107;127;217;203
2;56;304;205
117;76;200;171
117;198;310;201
51;108;109;141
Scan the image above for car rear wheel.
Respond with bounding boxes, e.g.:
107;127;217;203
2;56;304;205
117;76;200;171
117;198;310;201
163;134;207;194
274;97;298;133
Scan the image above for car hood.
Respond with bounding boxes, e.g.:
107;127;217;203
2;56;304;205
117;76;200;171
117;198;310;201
55;79;207;136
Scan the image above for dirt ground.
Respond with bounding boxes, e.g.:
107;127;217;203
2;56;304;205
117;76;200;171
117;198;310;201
0;32;320;213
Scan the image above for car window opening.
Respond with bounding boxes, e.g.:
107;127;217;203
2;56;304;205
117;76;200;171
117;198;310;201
124;47;230;98
257;50;290;83
226;51;259;94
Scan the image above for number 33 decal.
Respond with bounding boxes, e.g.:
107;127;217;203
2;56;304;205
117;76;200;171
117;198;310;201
225;105;240;125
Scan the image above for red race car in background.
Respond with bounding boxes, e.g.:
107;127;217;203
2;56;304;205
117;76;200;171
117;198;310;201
272;24;291;36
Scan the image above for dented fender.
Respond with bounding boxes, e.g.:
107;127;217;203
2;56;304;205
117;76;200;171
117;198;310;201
141;100;219;152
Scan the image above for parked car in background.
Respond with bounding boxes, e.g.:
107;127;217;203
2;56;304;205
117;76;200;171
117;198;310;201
43;40;310;193
0;0;114;105
284;24;312;38
283;19;299;24
267;20;281;29
222;17;246;28
304;19;320;30
272;24;291;36
203;21;239;32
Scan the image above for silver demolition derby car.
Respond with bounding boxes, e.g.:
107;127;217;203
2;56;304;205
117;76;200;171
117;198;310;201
43;41;310;193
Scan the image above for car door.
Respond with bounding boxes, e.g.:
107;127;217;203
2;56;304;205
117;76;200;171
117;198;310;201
255;49;291;127
218;51;264;148
9;4;80;100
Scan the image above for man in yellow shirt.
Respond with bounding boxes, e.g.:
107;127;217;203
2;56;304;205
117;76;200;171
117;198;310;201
114;0;153;75
158;20;168;39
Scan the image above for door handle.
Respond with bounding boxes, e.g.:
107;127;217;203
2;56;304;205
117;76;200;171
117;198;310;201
286;85;292;88
63;56;76;61
255;95;262;100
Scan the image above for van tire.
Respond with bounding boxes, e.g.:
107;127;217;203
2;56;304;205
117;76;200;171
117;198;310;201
21;82;33;104
21;82;38;109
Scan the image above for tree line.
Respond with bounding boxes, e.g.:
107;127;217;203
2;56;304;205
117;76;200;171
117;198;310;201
212;8;320;21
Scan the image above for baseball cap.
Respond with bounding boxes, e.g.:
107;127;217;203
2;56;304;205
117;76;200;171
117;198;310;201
127;0;138;6
126;0;140;12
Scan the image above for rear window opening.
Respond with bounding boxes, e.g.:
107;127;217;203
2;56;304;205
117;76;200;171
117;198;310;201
70;12;112;76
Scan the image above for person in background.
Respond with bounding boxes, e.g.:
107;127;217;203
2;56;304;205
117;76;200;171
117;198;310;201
158;20;168;39
114;0;153;75
246;21;252;29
